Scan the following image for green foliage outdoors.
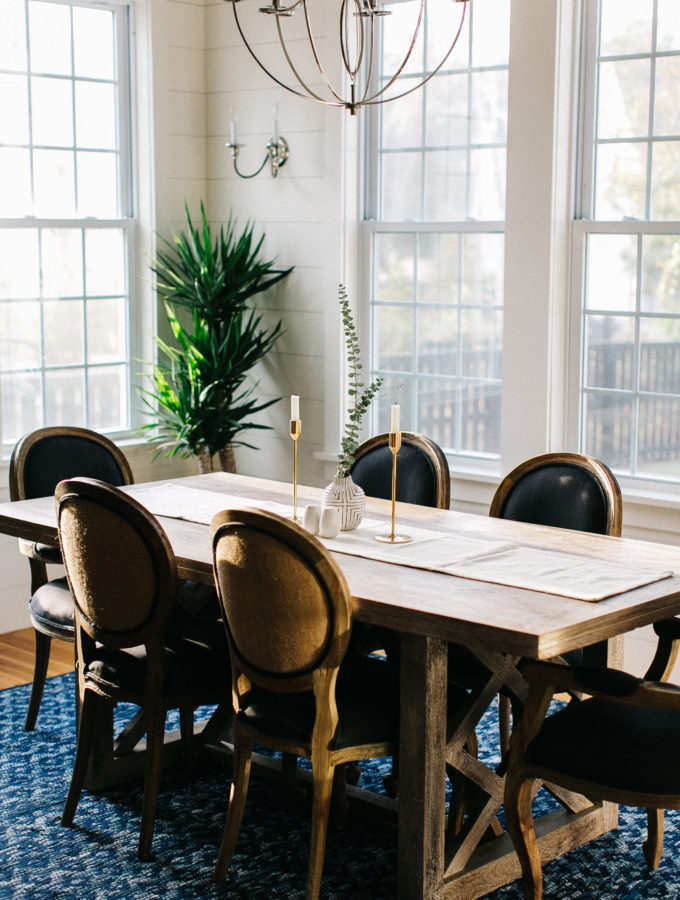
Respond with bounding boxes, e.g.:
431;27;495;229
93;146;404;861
337;285;383;477
141;201;292;462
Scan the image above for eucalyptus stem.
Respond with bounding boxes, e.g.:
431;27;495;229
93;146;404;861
337;284;383;477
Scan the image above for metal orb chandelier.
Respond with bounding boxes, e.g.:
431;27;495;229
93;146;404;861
225;0;469;115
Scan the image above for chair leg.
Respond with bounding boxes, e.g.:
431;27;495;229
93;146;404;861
330;764;349;825
25;630;52;731
62;689;98;826
179;704;195;765
214;736;253;883
446;763;468;837
498;694;511;756
504;770;543;900
282;752;298;802
383;750;399;798
137;702;167;860
643;808;664;870
307;759;335;900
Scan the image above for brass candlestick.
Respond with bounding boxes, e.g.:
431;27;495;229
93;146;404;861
375;432;412;544
290;418;301;523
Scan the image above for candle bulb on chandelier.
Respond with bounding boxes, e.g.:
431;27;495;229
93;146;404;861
229;111;237;145
273;103;279;144
291;394;300;421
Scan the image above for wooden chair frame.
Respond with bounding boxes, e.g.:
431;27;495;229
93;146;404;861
9;426;134;730
210;508;397;900
351;431;451;509
505;619;680;899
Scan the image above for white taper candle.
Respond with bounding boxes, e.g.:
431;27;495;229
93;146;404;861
291;394;300;420
391;403;400;433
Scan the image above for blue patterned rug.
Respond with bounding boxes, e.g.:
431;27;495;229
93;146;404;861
2;674;680;899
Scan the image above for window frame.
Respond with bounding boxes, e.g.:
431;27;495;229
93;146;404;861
568;0;680;493
361;0;509;473
0;0;138;456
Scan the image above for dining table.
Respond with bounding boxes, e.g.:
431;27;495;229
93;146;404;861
2;470;680;900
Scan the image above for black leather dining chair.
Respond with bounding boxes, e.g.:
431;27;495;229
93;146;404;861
9;426;134;730
488;451;622;751
348;432;451;793
349;431;451;660
350;431;451;510
505;617;680;899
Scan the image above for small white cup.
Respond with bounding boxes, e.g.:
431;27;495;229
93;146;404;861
302;504;321;535
319;506;341;539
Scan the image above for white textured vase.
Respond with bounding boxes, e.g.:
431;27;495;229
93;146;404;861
320;474;366;531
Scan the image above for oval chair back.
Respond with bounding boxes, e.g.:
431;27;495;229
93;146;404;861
211;508;352;694
56;477;176;649
10;426;133;502
489;451;621;537
350;431;450;509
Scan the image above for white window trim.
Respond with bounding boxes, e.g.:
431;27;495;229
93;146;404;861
0;0;147;452
567;0;680;496
349;0;680;521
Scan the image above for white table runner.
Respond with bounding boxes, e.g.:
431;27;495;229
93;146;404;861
128;482;673;602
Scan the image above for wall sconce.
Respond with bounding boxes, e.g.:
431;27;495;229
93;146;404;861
225;105;289;179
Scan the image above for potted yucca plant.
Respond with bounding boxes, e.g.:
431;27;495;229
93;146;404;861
141;202;293;473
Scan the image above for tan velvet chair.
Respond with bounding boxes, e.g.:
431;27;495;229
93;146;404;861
56;477;230;860
210;508;401;900
9;426;134;730
505;617;680;899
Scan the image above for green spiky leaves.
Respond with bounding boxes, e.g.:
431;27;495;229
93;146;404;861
142;202;291;460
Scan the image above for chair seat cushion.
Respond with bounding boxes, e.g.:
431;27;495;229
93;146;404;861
29;577;75;637
239;656;399;751
174;580;221;619
526;696;680;795
18;538;63;564
84;617;230;700
239;657;470;752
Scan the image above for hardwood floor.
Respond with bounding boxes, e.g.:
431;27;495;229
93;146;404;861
0;627;74;691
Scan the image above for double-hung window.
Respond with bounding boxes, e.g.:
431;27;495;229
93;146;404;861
363;0;510;465
0;0;134;458
575;0;680;485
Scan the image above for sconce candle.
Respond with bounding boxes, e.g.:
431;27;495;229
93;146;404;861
225;110;289;179
291;394;300;420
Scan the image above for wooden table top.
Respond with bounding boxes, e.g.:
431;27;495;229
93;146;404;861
2;471;680;661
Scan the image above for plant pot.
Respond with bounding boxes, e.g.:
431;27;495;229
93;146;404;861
321;474;366;531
